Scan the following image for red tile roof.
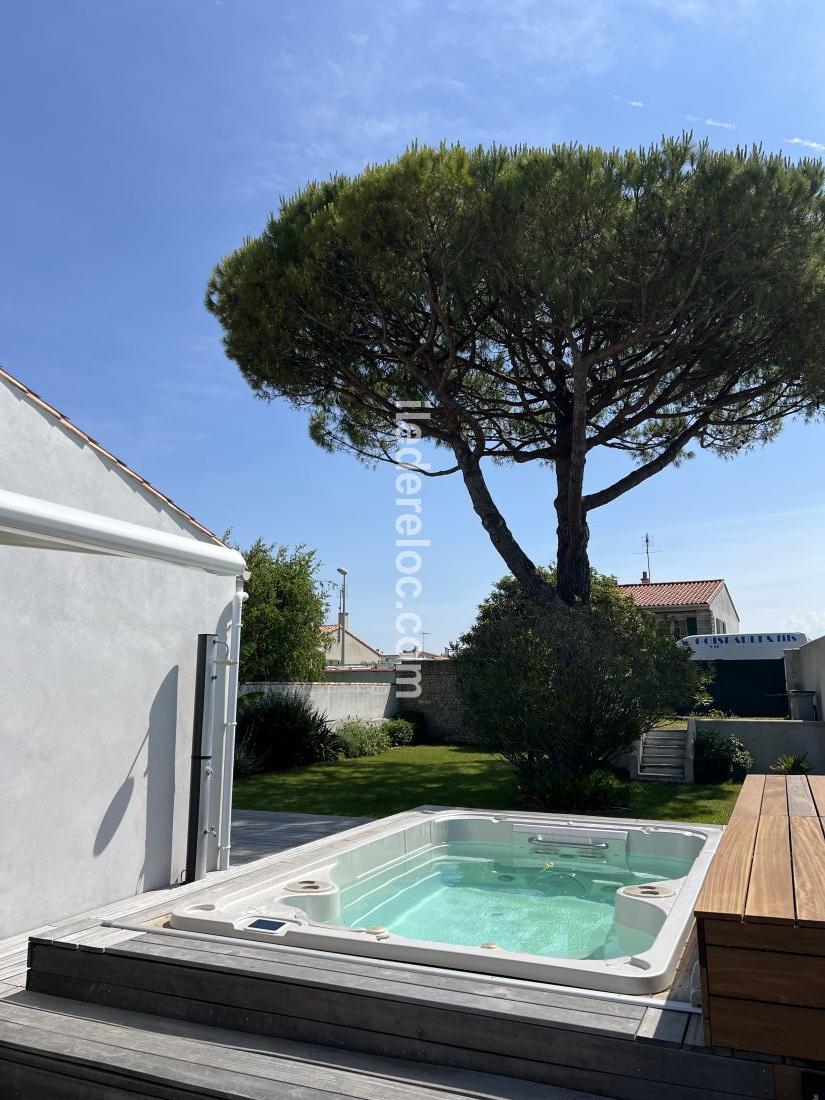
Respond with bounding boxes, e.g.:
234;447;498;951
0;364;225;546
619;579;726;609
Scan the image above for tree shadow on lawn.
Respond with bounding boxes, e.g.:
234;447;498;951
235;746;518;818
235;746;739;825
626;781;741;825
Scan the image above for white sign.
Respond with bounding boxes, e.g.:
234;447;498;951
682;632;808;662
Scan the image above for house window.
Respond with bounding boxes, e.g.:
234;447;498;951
715;618;727;634
671;615;698;639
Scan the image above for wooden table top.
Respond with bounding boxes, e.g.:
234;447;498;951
695;774;825;927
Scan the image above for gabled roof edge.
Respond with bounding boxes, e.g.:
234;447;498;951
0;364;226;547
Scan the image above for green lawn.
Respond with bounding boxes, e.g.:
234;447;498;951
234;744;741;825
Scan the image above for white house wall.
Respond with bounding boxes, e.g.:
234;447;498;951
1;377;211;541
791;634;825;719
0;379;236;936
324;630;382;665
708;587;740;633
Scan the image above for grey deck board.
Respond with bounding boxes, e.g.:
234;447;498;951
30;937;643;1039
0;990;600;1099
25;970;772;1100
26;938;777;1099
0;1012;349;1099
229;811;371;865
131;931;646;1023
637;1007;691;1047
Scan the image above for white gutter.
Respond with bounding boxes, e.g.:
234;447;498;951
0;488;245;576
217;577;248;870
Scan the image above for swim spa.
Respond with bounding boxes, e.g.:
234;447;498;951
171;809;721;994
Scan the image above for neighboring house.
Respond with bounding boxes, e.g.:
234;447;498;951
0;367;245;938
619;575;740;638
321;618;383;666
384;649;449;663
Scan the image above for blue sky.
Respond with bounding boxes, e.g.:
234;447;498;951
2;0;825;652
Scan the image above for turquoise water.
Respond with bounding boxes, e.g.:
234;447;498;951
339;842;692;960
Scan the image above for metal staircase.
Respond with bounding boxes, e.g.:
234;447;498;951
638;728;687;782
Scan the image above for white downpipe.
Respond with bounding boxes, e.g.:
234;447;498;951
217;577;248;870
194;636;221;881
0;487;246;576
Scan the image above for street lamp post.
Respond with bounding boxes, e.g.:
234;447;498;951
337;567;348;665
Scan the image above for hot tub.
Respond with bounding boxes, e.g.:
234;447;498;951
171;808;721;994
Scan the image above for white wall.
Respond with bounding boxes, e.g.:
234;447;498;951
692;717;825;773
0;380;236;937
323;629;382;666
709;587;740;633
241;681;396;725
790;634;825;720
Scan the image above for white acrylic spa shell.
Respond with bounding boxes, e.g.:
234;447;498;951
171;808;721;995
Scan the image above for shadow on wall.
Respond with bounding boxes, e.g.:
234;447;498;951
93;667;179;893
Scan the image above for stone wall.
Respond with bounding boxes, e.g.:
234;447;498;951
240;681;396;727
397;659;475;743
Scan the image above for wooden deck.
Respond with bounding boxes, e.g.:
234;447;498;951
696;774;825;1065
0;812;369;990
22;927;760;1100
2;807;825;1098
0;983;598;1098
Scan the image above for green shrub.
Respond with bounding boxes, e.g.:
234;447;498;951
382;718;415;746
455;568;701;813
397;710;432;743
690;706;735;719
233;735;265;778
771;752;810;775
337;719;391;758
518;769;629;815
236;691;343;773
693;729;752;782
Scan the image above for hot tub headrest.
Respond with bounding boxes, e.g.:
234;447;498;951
513;824;629;847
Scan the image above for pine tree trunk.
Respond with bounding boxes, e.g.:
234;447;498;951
456;447;564;612
555;457;591;605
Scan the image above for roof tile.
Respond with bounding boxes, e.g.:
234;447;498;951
618;579;725;609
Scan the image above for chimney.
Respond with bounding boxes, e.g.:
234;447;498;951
641;570;651;584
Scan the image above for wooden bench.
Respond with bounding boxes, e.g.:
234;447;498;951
695;773;825;1060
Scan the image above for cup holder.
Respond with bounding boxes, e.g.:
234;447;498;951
285;879;333;893
622;883;676;900
191;903;217;911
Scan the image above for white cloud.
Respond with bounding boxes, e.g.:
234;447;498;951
442;0;612;73
785;136;825;152
784;610;825;639
705;117;736;129
642;0;761;22
614;95;644;107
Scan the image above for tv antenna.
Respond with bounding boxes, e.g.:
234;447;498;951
635;532;661;581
